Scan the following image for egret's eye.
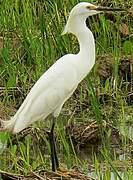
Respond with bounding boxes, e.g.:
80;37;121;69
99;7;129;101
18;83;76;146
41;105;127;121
86;5;97;10
86;6;91;9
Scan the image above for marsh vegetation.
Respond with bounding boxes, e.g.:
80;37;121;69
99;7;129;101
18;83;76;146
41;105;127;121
0;0;133;179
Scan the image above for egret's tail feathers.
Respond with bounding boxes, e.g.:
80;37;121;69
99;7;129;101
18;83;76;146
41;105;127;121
0;118;15;132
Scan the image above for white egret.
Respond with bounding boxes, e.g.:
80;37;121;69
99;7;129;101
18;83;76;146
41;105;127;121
0;2;124;171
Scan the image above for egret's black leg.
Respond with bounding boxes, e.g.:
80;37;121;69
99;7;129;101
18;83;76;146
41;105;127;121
49;117;59;171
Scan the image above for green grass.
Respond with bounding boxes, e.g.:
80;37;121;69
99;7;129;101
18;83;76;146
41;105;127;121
0;0;133;179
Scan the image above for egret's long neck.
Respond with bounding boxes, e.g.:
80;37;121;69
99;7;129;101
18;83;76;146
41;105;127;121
76;28;95;57
66;16;95;79
73;17;95;67
68;16;95;58
64;15;95;78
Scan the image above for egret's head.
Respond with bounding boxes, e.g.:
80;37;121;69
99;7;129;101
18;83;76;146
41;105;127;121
62;2;124;35
68;2;101;17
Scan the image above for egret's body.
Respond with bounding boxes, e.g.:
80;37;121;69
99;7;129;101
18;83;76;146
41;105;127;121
10;51;94;133
0;2;123;172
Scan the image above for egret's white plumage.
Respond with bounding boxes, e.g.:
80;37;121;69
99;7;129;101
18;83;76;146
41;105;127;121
0;2;102;133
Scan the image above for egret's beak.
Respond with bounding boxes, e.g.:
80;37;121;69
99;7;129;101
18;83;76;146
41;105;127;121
86;4;126;12
96;6;126;12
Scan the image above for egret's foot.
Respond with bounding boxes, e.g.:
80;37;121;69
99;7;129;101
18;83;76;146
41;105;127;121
56;167;72;178
56;166;92;179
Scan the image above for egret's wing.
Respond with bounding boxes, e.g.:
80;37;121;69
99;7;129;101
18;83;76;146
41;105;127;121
12;54;78;132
